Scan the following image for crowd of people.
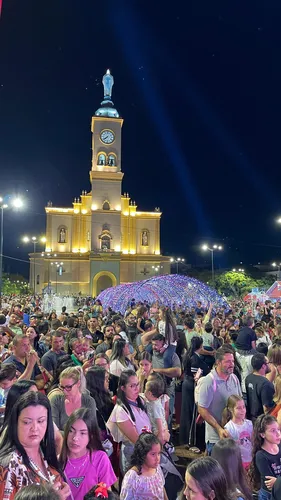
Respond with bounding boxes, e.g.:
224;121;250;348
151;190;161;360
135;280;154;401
0;294;281;499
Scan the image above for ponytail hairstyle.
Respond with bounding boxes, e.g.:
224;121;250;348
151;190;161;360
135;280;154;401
59;366;86;393
221;394;244;427
249;414;278;489
159;306;177;345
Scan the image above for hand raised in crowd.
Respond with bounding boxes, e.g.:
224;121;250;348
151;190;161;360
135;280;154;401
26;350;39;366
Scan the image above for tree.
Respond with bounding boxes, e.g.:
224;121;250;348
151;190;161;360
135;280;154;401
2;275;29;295
214;271;259;298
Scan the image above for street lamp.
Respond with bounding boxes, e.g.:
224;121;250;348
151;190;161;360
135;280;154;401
22;235;46;296
201;243;223;282
272;262;281;280
232;268;244;273
170;257;185;274
0;196;23;304
52;261;64;293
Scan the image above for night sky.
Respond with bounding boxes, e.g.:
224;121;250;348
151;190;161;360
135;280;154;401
1;1;281;278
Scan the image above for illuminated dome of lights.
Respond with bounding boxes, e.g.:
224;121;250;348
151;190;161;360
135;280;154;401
97;274;228;314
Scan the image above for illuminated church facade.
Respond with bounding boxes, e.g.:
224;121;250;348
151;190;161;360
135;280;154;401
31;70;170;296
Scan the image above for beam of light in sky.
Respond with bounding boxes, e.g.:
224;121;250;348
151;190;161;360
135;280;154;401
109;5;210;233
154;48;279;211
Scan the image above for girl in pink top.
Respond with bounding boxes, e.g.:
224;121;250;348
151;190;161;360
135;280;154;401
120;432;167;500
59;407;116;500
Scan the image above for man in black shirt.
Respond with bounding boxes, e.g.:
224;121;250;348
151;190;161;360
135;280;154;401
236;316;257;352
245;352;275;420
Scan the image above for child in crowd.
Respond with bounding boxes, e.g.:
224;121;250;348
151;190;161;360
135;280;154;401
84;483;119;500
222;394;253;468
249;414;281;500
141;373;170;445
211;439;253;500
59;407;116;500
0;363;17;407
82;336;95;360
120;432;166;500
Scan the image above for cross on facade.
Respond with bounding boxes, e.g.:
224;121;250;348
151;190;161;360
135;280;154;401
140;266;150;276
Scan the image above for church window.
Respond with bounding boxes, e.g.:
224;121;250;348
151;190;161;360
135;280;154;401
102;200;110;211
108;154;116;166
98;153;106;165
100;235;111;250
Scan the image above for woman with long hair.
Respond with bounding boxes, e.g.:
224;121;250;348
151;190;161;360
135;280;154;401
136;351;153;392
109;339;135;377
86;366;114;438
59;407;116;499
136;306;148;335
184;456;237;500
270;374;281;425
157;306;177;368
211;439;252;500
179;336;209;448
1;379;38;431
267;344;281;383
107;369;151;474
249;414;281;500
1;379;63;455
50;366;96;431
0;391;70;499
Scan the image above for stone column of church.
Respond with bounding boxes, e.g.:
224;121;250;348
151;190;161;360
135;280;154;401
80;214;86;251
72;213;80;250
155;218;160;254
46;213;52;251
121;215;128;252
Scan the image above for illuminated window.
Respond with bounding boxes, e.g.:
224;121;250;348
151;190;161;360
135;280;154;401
108;154;116;166
97;153;106;165
102;201;110;211
101;235;111;250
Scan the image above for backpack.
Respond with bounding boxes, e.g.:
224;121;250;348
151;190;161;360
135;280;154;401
194;371;240;404
194;372;216;404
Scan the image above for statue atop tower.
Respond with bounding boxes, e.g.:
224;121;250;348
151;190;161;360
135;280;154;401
95;69;120;118
103;69;114;98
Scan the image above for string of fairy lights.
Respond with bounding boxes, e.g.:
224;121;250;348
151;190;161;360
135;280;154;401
97;274;228;314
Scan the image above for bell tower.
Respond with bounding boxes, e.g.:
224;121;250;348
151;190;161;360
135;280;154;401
90;70;123;292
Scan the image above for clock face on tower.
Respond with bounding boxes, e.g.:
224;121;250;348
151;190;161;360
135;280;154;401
100;129;115;144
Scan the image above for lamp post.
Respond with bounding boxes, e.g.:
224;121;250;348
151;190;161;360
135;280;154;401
232;268;245;273
41;252;57;288
201;244;223;282
0;196;23;304
22;236;46;296
52;261;63;293
272;262;281;280
170;257;185;274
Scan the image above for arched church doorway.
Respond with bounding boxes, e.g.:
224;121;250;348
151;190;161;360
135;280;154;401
92;271;117;296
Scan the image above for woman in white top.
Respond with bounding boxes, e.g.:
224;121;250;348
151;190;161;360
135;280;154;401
107;369;151;474
109;339;135;377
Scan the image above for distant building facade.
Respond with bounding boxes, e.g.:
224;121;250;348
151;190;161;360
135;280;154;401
30;70;170;295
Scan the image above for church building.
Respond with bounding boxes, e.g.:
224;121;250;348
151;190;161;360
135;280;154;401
31;70;170;296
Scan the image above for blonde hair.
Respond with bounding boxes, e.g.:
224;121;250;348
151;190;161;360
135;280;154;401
274;374;281;403
59;366;86;393
221;394;244;427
